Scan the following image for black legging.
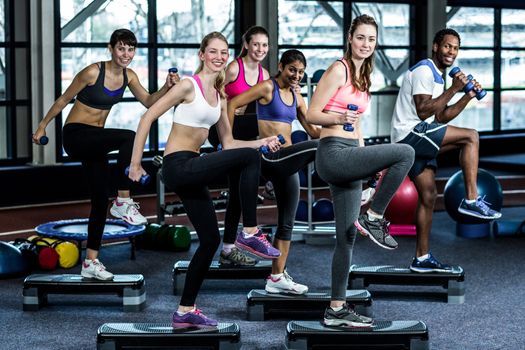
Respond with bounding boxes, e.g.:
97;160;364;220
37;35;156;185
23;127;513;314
62;123;134;251
162;148;261;306
223;140;318;242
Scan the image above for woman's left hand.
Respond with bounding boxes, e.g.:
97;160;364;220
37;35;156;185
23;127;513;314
262;136;282;153
128;164;146;183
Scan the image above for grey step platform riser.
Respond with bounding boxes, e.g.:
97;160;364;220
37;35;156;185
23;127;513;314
285;320;429;350
349;265;465;304
22;274;146;312
173;261;272;295
246;289;372;321
97;323;240;350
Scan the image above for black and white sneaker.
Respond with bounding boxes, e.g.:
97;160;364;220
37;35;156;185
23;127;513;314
323;303;373;328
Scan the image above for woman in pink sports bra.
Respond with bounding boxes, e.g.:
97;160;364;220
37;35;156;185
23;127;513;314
306;14;415;328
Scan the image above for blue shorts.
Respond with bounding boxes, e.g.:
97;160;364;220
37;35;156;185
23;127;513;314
398;121;447;180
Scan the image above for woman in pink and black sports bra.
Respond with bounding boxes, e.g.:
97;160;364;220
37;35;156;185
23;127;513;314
306;15;415;328
208;26;270;148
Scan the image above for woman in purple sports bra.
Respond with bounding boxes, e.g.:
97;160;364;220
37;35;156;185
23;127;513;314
32;29;178;281
128;32;283;329
222;49;322;295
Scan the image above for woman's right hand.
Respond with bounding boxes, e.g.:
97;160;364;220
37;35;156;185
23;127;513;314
32;127;46;145
338;109;359;126
128;164;146;183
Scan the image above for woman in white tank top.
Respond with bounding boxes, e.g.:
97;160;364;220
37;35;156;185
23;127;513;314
127;32;283;329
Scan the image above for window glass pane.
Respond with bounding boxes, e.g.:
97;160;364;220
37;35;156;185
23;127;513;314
501;91;525;131
353;3;410;46
502;9;525;48
447;50;494;89
446;7;493;47
501;50;525;89
447;91;493;132
0;0;5;41
0;47;5;100
278;0;343;45
0;106;6;159
61;0;148;43
16;106;29;158
61;47;148;98
372;49;409;91
157;0;234;44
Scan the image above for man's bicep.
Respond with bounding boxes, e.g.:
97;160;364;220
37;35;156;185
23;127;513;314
413;94;432;114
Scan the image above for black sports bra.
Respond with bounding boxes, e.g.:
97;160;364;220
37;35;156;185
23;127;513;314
76;62;128;110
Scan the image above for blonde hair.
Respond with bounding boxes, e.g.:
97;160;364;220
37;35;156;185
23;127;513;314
195;32;228;99
343;14;378;93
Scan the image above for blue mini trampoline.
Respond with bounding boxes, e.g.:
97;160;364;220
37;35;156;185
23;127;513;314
35;219;145;260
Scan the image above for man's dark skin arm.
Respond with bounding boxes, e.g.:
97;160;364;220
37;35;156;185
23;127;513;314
413;72;477;124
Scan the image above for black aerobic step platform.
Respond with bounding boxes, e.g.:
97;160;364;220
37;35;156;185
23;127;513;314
246;289;372;321
23;274;146;312
97;322;240;350
173;260;272;294
285;320;429;350
348;264;465;304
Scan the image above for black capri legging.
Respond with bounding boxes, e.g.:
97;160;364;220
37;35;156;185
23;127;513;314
223;140;318;242
162;147;261;307
62;123;134;251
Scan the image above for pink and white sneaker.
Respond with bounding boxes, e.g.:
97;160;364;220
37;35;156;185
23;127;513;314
110;199;147;225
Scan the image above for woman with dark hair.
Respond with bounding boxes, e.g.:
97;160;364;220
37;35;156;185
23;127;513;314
224;49;321;294
306;15;415;327
32;29;179;280
128;32;282;328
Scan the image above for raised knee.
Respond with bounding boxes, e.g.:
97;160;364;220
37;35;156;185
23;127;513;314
468;129;479;144
420;187;437;207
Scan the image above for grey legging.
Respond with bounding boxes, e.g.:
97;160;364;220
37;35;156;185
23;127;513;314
315;137;415;301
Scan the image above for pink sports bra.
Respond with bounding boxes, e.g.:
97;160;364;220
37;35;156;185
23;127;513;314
224;57;264;99
324;59;370;114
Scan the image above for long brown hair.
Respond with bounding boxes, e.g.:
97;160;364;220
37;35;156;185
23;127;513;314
195;32;228;99
343;14;378;93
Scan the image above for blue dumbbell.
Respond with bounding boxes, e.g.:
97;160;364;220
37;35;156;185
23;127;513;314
343;104;358;132
169;67;178;74
367;178;377;189
448;67;486;100
125;167;150;185
39;136;49;145
261;134;286;154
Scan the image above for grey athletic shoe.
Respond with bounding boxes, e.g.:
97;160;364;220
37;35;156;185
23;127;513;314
458;196;502;220
219;247;257;266
355;214;398;250
323;303;373;328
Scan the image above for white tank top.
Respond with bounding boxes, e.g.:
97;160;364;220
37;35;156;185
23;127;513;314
173;76;221;129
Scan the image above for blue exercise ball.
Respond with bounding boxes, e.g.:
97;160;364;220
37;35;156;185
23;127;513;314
312;198;334;222
0;241;31;278
291;130;308;144
444;169;503;224
295;200;308;222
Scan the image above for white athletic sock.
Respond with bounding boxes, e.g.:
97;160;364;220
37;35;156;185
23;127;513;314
367;210;382;221
270;273;283;280
222;243;235;254
331;305;343;312
465;198;476;204
117;196;132;203
417;254;429;261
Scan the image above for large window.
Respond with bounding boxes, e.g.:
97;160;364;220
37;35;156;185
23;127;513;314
445;6;525;132
58;0;235;155
0;0;30;163
278;1;412;138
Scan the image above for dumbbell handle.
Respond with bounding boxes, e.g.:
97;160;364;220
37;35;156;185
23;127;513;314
449;67;486;100
125;167;150;185
261;134;286;154
343;104;358;132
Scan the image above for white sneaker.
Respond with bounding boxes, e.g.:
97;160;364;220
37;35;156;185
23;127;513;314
265;270;308;295
110;199;147;225
81;259;114;280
